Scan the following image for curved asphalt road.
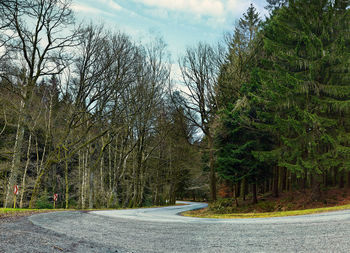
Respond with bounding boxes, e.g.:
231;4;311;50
23;201;350;252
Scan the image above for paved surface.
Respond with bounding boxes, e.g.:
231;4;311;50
2;201;350;252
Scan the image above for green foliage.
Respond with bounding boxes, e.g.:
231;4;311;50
215;4;271;194
215;102;272;185
209;198;277;213
68;199;78;209
255;0;350;178
142;194;154;207
255;201;276;212
215;0;350;201
35;192;53;209
217;4;262;108
208;198;237;213
107;192;120;209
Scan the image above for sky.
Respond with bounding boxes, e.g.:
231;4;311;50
71;0;269;61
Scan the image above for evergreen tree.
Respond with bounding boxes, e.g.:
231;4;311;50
215;5;266;204
217;4;261;109
255;0;350;199
265;0;288;12
216;96;272;204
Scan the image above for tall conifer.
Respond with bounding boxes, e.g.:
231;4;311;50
216;5;265;204
255;0;350;198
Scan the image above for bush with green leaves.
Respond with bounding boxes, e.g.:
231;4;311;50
35;192;53;209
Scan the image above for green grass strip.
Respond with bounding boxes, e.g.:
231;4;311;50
183;204;350;219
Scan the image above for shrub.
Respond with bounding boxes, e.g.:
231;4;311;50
36;192;52;209
209;198;236;213
256;201;275;212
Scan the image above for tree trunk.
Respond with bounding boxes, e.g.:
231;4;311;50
323;171;328;187
89;169;94;209
20;133;32;208
302;169;308;190
282;167;287;191
4;113;25;208
236;181;241;198
108;141;112;192
234;184;239;207
242;178;247;201
29;134;48;208
278;167;284;193
311;173;322;201
81;150;87;209
333;168;338;187
286;170;291;191
252;182;258;204
339;169;344;188
100;152;104;194
208;136;216;202
78;150;82;208
64;148;69;209
273;167;279;198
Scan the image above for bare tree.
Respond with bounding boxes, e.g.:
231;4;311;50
0;3;200;208
0;0;78;207
177;42;222;201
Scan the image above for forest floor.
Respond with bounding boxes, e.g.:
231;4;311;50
184;188;350;218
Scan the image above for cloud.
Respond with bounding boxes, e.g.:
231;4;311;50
130;0;267;27
226;0;251;16
71;3;110;15
133;0;225;17
226;0;268;18
72;1;122;17
144;8;169;20
97;0;122;11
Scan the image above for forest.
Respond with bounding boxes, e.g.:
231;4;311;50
1;0;350;211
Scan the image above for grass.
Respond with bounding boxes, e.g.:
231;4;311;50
182;203;350;219
0;202;187;219
5;202;350;219
0;208;71;219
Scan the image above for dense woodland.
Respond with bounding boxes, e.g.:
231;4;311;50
1;0;350;209
216;0;350;206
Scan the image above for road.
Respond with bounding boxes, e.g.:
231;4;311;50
2;201;350;252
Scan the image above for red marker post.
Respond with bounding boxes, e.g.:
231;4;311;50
53;194;58;209
13;185;19;208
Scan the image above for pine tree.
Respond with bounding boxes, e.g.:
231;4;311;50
216;97;272;204
215;5;266;204
217;4;261;109
265;0;288;12
255;0;350;199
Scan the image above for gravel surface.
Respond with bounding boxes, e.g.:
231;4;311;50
1;201;350;252
0;213;121;253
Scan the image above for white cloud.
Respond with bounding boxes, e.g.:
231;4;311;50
97;0;122;11
71;3;109;15
131;0;267;27
134;0;225;17
72;1;122;16
226;0;268;18
226;0;251;16
144;8;169;19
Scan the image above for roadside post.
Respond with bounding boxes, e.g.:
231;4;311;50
13;185;19;208
53;193;58;208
